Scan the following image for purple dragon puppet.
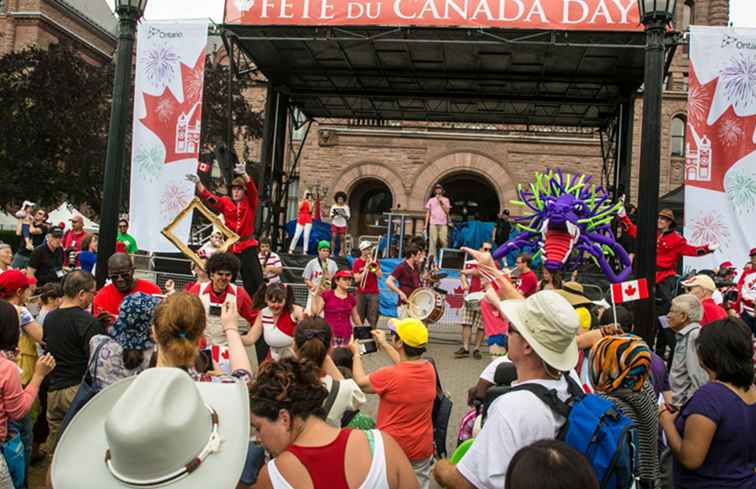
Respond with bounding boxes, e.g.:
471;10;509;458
492;168;632;283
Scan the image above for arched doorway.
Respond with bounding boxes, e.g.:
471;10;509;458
435;172;500;222
348;178;394;239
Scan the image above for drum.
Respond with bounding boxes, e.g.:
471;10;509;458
464;291;485;313
408;287;446;323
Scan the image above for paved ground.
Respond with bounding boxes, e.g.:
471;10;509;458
29;322;488;488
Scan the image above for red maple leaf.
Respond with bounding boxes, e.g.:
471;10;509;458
624;284;637;297
141;52;206;165
686;63;756;192
445;286;465;309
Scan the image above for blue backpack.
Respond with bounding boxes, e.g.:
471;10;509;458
484;375;637;489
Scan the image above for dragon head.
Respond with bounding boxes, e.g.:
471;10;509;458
540;193;589;271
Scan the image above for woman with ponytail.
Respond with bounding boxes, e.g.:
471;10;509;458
294;317;366;427
153;291;252;382
249;357;419;489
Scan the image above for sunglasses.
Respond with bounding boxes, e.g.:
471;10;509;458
482;247;492;252
109;271;131;280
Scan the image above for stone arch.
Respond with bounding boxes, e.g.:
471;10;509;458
331;162;408;209
408;152;517;212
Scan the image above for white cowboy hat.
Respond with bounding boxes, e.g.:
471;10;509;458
498;290;580;372
359;240;373;251
52;368;250;489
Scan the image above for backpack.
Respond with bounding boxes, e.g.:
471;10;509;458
427;358;453;458
483;375;637;489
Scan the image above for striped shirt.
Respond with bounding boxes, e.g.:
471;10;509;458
259;252;282;283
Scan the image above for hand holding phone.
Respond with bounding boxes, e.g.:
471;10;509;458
353;326;377;354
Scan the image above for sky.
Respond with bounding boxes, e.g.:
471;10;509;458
107;0;756;26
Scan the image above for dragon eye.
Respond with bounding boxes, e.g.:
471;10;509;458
573;203;584;212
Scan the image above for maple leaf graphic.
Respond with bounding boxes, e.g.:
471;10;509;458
624;284;637;296
446;286;465;309
141;52;206;165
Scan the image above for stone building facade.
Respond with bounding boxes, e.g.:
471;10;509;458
237;0;729;241
0;0;116;64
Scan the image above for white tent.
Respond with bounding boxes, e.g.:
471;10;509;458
48;202;99;232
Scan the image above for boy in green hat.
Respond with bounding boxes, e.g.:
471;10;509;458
303;240;338;316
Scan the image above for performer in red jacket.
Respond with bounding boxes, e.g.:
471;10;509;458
186;165;264;310
619;207;717;360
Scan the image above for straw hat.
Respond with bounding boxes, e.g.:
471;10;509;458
555;281;592;307
52;368;249;489
498;290;580;371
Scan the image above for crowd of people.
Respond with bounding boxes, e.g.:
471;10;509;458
0;182;754;489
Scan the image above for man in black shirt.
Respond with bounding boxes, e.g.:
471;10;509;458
42;270;104;453
27;226;65;286
494;209;512;247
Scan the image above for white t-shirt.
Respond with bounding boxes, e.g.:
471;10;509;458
303;258;338;287
330;204;351;228
322;375;366;427
457;376;574;489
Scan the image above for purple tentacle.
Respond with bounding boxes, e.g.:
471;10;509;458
492;232;539;260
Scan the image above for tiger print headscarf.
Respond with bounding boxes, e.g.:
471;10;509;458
589;334;652;393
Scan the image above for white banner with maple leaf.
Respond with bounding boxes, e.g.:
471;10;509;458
684;26;756;274
129;20;209;252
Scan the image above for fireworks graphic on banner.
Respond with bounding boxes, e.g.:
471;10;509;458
688;84;709;122
718;117;744;147
725;170;756;214
134;145;164;182
689;210;731;247
144;44;179;87
160;181;192;218
156;98;175;123
185;65;205;102
720;53;756;108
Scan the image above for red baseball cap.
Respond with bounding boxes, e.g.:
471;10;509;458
334;270;353;280
0;270;34;298
751;248;756;257
719;261;736;270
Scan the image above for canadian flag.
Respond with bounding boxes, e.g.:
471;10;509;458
611;279;650;304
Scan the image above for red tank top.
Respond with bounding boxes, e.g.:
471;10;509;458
286;429;353;489
297;201;312;224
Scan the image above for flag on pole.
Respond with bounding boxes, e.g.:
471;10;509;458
611;279;650;304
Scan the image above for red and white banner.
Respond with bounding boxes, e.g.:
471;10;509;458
610;278;649;304
225;0;642;31
684;27;756;275
129;20;209;252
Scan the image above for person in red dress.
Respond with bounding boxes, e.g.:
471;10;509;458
310;270;363;347
288;190;315;255
92;253;161;317
353;241;382;329
186;165;263;306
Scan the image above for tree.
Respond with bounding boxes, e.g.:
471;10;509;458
0;44;114;213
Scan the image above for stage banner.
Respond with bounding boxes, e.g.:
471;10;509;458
684;26;756;273
225;0;641;31
129;20;209;252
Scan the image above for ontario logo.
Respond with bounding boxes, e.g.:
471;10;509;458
721;34;756;50
147;26;184;40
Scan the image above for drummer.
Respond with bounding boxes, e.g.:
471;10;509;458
455;241;492;360
386;244;428;319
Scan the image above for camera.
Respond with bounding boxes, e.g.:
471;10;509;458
209;305;222;317
353;326;377;354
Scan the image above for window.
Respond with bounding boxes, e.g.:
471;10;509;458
670;116;686;157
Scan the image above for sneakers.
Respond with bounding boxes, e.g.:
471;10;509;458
472;349;482;360
454;347;469;358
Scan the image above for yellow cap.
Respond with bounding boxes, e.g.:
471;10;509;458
388;318;429;348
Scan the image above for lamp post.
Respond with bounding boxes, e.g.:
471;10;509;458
635;0;677;346
96;0;148;287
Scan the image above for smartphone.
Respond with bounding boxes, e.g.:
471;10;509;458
353;326;377;354
209;304;222;317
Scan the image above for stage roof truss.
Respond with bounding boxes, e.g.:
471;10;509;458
222;24;651;128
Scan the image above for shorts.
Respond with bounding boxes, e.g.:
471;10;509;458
487;334;507;347
331;225;347;234
461;305;483;330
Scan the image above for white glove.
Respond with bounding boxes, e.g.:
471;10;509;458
708;243;720;252
234;161;247;175
617;194;626;218
185;174;200;185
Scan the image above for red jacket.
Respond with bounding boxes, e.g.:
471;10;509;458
620;215;712;283
199;179;259;253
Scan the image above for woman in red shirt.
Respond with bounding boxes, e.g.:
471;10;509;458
289;190;315;255
242;283;304;361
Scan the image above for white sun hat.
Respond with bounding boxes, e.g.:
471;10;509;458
52;367;250;489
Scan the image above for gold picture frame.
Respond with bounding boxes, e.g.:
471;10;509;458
161;197;240;270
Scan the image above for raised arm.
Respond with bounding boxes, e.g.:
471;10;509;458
220;302;253;375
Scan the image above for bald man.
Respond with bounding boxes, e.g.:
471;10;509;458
92;253;161;317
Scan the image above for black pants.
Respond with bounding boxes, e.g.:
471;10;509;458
235;246;268;364
655;276;678;364
33;377;49;444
